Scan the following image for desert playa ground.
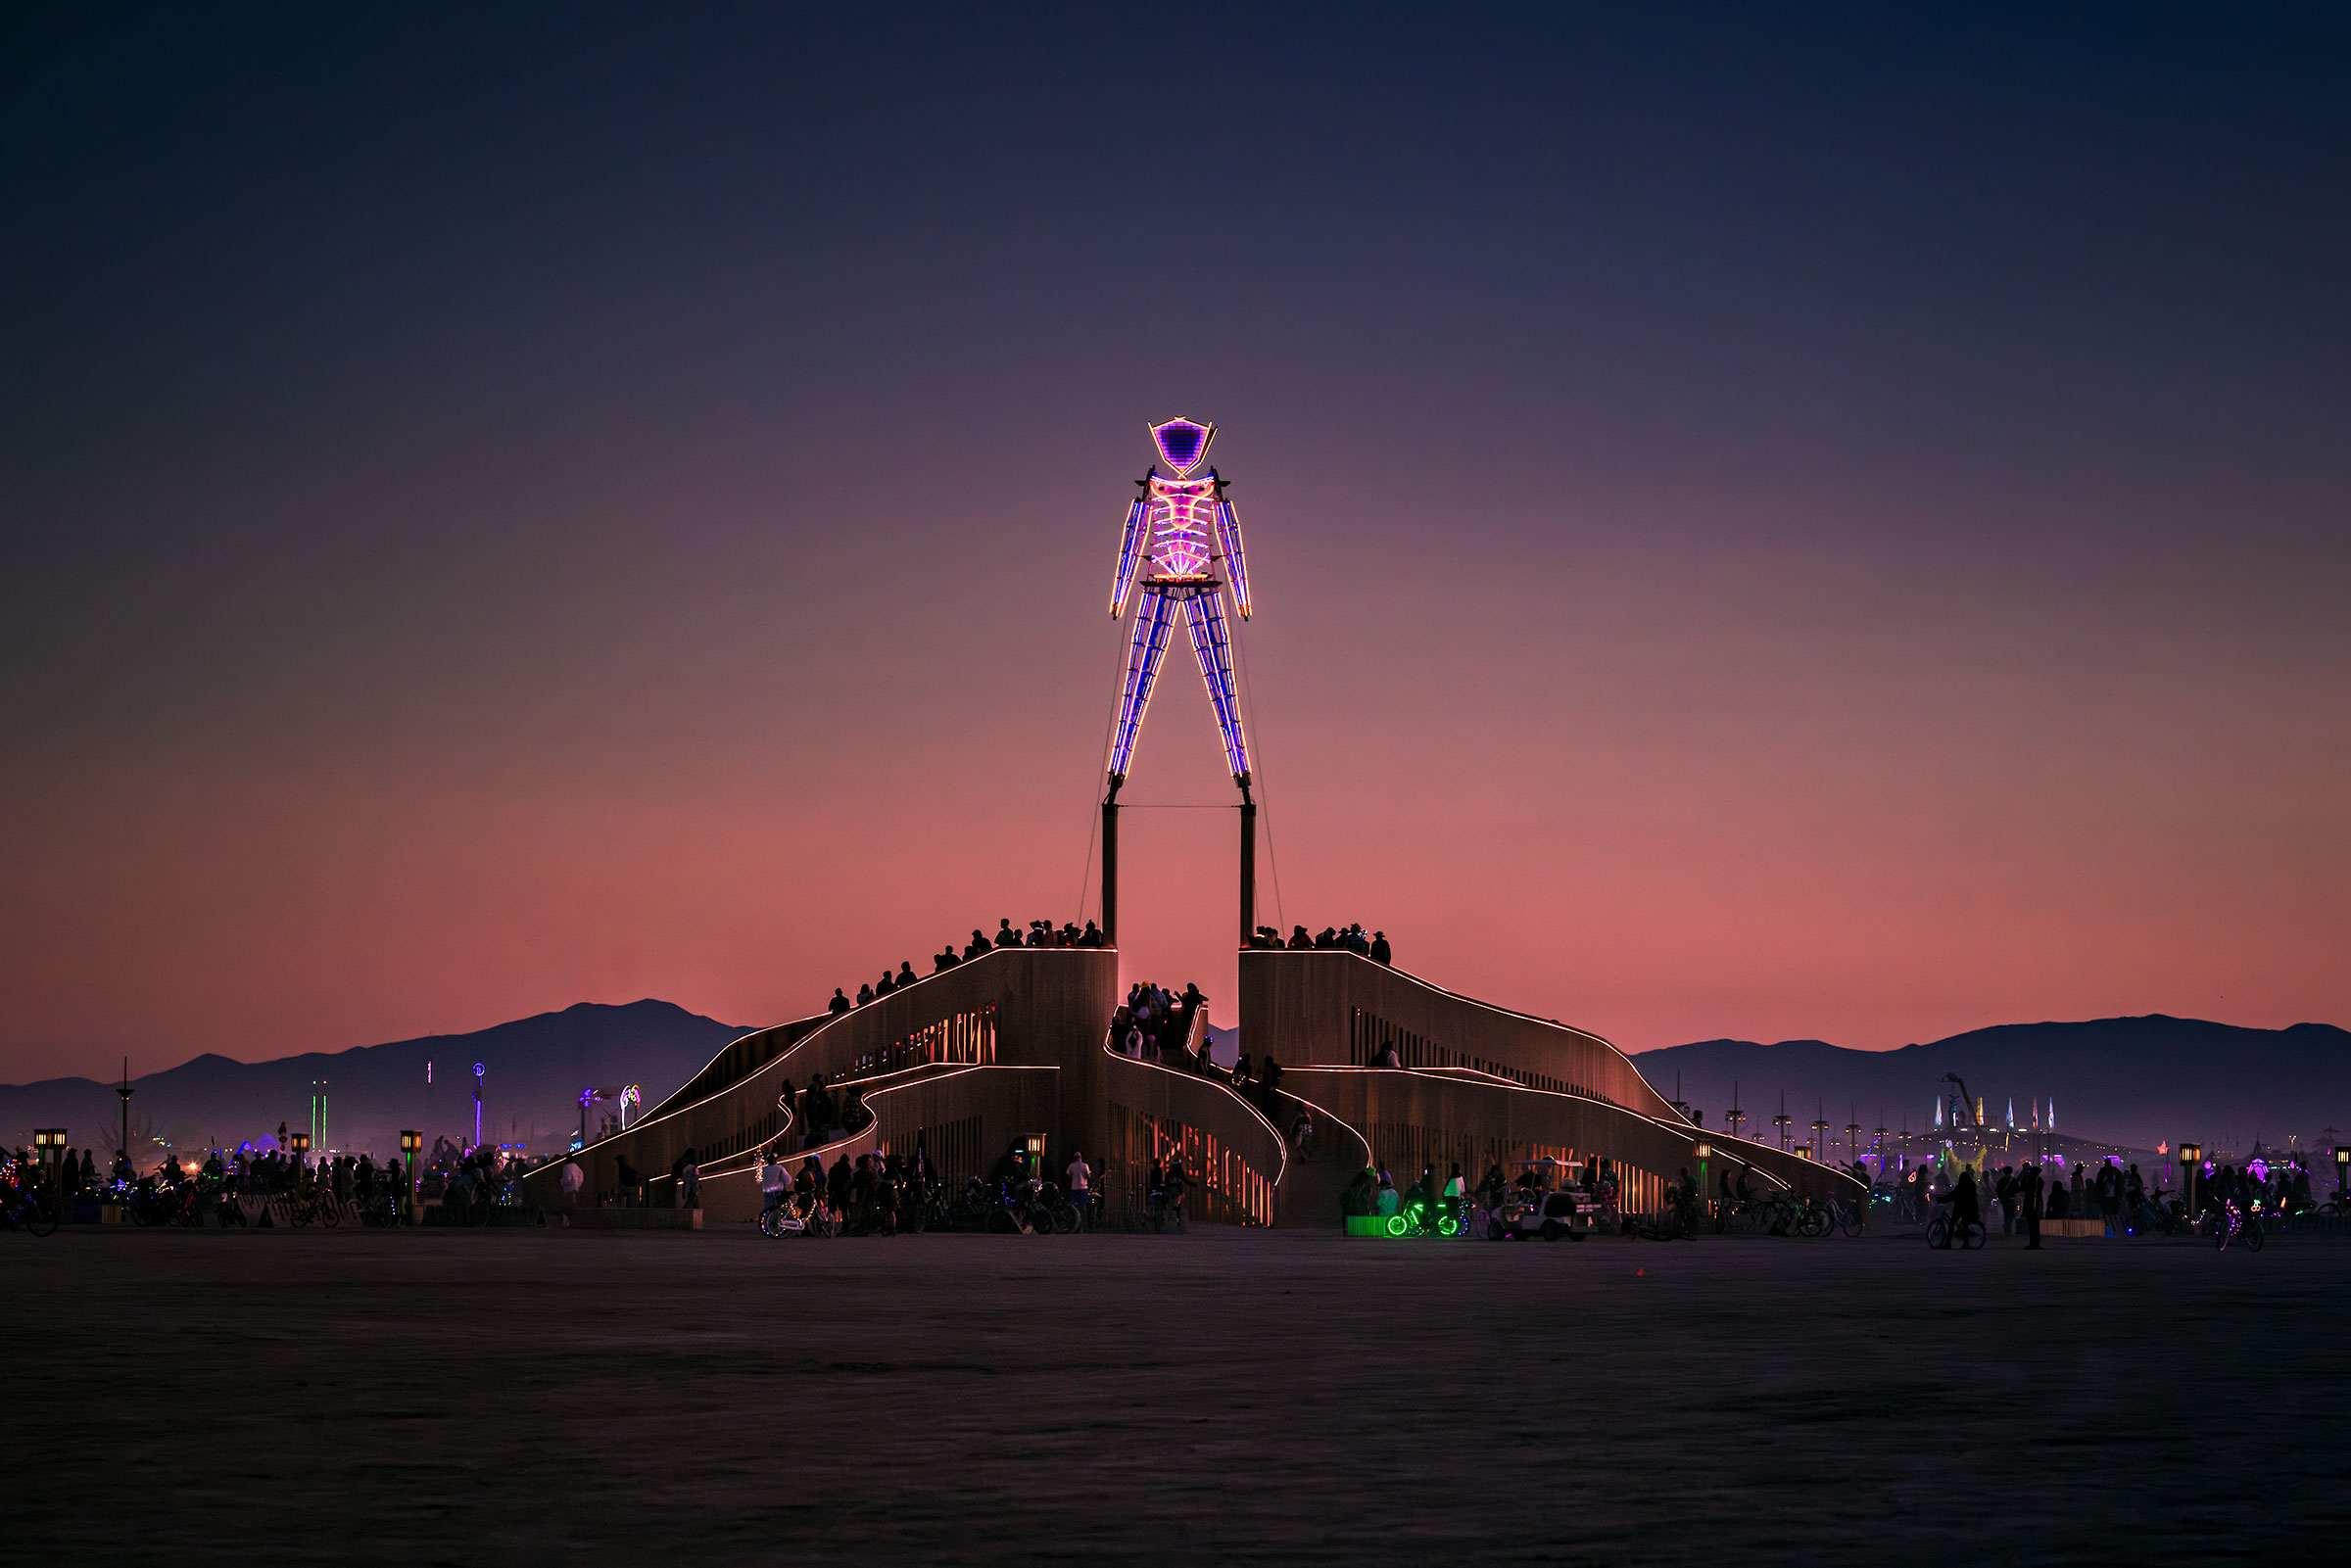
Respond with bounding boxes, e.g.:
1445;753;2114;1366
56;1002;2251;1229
8;1223;2345;1564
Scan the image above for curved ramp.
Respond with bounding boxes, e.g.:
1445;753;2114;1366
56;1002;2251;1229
1241;949;1858;1212
524;946;1117;1218
1098;1045;1288;1227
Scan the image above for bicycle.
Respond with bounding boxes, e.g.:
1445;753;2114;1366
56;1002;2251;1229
2208;1201;2264;1253
1925;1207;1987;1250
1;1184;58;1237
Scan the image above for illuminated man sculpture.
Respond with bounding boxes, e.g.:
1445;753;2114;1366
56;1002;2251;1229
1105;417;1254;801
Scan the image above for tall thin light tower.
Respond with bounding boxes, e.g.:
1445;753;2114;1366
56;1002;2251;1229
117;1056;134;1163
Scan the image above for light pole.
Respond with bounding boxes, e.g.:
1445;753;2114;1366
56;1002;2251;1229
2334;1143;2348;1203
117;1057;133;1166
2181;1143;2201;1218
1695;1142;1712;1223
472;1063;486;1150
34;1128;65;1170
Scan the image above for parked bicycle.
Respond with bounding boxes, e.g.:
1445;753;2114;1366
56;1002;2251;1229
2208;1200;2265;1253
2;1183;58;1236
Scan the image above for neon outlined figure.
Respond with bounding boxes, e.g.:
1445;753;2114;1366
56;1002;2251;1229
1106;417;1253;800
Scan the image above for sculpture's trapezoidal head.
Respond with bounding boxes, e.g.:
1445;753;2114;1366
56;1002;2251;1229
1149;417;1216;477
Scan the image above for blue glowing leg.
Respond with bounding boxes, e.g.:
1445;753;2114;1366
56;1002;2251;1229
1108;590;1178;781
1185;591;1250;783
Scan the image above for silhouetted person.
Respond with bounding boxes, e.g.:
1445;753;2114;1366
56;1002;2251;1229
2021;1162;2044;1249
828;988;851;1016
1369;930;1392;965
1080;920;1103;947
896;960;918;988
995;919;1021;948
1946;1167;1981;1229
856;981;875;1006
1287;925;1312;949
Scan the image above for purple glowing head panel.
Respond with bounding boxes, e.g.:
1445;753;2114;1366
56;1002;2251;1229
1149;418;1216;477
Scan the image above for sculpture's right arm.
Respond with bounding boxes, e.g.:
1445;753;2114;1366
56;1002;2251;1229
1110;497;1147;617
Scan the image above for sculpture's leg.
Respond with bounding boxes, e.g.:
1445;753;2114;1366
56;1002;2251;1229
1184;591;1251;782
1108;590;1178;780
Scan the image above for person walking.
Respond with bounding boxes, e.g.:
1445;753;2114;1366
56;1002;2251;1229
1064;1150;1092;1230
556;1155;584;1223
2096;1160;2122;1238
2021;1162;2044;1250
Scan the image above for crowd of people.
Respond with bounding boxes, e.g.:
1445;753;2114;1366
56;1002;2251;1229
1247;924;1393;963
1887;1153;2325;1247
2;1127;537;1226
824;917;1109;1014
1110;979;1211;1064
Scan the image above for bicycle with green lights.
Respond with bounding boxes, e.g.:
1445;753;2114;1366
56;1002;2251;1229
1379;1194;1467;1238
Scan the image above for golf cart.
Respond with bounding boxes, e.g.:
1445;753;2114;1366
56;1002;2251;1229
1488;1161;1602;1241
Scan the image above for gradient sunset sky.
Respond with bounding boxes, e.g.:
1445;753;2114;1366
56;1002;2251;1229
5;7;2347;1083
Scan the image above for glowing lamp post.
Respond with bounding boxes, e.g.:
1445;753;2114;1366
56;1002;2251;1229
472;1063;486;1150
400;1130;422;1224
2334;1144;2348;1201
290;1132;310;1164
33;1128;65;1170
2180;1144;2201;1217
1694;1142;1712;1222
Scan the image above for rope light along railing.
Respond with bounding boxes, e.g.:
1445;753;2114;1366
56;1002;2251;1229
1350;1008;1609;1104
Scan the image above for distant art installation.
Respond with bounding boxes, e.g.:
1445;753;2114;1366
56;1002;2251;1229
1106;418;1254;794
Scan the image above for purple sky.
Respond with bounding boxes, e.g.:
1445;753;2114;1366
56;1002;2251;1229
3;7;2347;1083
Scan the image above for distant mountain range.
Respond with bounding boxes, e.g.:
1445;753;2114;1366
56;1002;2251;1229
1629;1016;2351;1157
0;1001;750;1165
7;1007;2339;1170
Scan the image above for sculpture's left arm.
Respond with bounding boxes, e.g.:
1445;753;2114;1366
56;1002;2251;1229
1110;495;1148;618
1212;484;1252;619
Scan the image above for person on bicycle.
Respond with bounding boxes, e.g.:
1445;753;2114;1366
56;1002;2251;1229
757;1148;792;1217
1945;1166;1982;1231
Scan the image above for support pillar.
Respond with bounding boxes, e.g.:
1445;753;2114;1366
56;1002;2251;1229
1101;794;1119;946
1239;798;1257;947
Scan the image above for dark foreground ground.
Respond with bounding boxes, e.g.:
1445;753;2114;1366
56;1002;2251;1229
6;1223;2345;1564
